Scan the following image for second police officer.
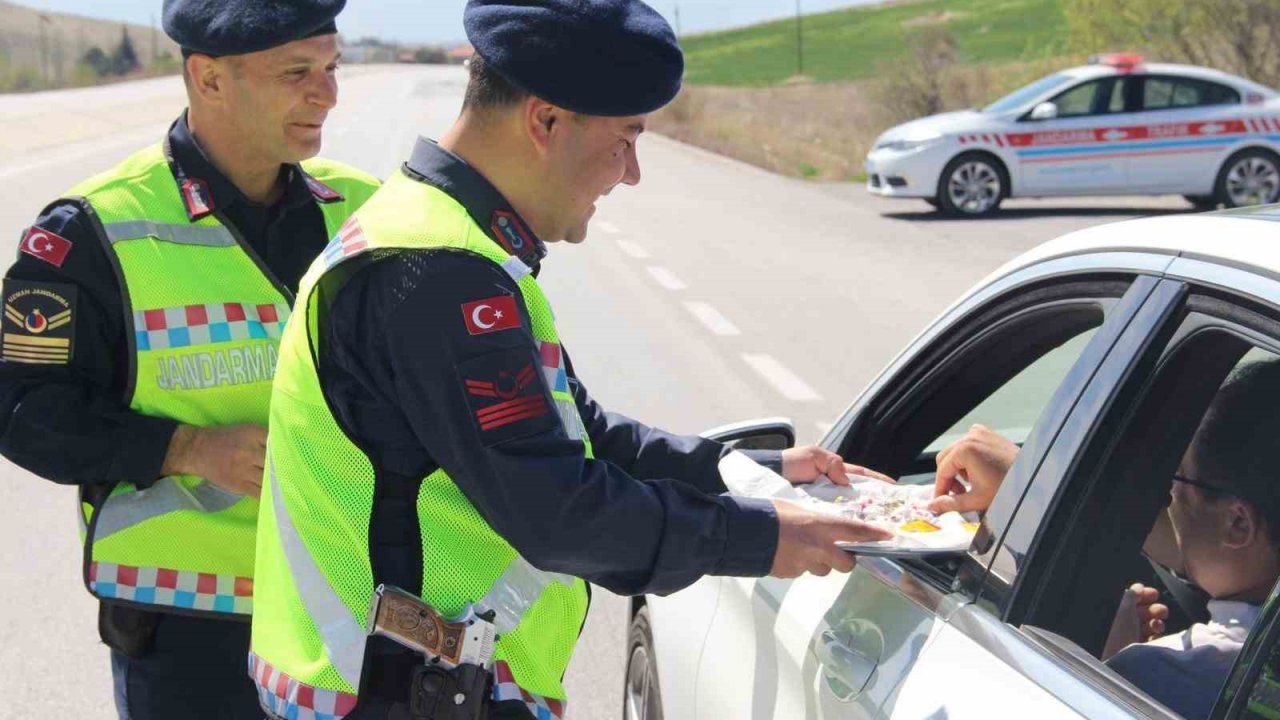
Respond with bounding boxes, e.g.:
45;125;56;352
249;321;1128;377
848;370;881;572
0;1;379;717
249;1;891;718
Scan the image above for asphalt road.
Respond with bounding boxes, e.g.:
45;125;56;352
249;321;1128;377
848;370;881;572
0;65;1190;719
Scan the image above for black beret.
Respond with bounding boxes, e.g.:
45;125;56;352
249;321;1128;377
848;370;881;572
163;0;346;57
464;0;684;117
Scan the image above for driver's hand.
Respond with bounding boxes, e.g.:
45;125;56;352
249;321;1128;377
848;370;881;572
928;424;1017;514
1102;583;1168;659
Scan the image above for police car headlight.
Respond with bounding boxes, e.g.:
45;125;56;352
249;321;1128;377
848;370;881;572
876;133;944;153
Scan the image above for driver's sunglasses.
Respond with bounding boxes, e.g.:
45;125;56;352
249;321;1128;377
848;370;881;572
1173;473;1230;497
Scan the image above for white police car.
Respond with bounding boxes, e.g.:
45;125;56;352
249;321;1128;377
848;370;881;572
864;54;1280;216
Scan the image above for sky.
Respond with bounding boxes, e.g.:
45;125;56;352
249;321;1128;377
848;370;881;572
11;0;883;46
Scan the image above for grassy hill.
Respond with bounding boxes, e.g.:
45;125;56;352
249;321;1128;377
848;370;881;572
681;0;1067;86
0;1;179;91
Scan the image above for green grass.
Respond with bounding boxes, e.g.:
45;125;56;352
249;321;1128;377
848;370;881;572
681;0;1070;86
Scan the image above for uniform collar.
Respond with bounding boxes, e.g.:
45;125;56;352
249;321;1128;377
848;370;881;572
165;112;341;223
402;138;548;268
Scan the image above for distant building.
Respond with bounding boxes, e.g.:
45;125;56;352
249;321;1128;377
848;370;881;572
447;44;474;65
342;39;397;64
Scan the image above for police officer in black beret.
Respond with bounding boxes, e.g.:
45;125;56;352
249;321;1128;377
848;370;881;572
249;2;889;718
0;1;379;718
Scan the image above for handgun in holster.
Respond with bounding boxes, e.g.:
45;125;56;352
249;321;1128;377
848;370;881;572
368;584;498;720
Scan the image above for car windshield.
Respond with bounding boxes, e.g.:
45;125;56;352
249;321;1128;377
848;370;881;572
983;73;1075;114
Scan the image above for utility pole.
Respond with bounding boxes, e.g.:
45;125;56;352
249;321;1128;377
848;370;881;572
795;0;804;77
673;3;682;36
151;13;158;65
37;13;51;85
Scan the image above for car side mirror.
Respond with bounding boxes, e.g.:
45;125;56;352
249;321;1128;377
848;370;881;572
1029;101;1058;121
701;417;796;451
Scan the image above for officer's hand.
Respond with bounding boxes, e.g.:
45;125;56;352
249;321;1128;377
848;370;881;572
768;499;893;578
928;424;1018;515
163;424;267;498
780;445;895;486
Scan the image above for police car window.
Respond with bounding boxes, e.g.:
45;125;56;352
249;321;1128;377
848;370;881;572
1106;78;1130;113
1051;80;1106;118
985;72;1074;113
1143;77;1241;111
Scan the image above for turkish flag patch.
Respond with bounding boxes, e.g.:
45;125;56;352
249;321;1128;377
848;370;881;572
19;226;72;268
458;347;557;445
462;295;520;336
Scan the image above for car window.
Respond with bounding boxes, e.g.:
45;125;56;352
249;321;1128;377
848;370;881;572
1106;77;1131;113
1004;292;1280;719
1142;76;1241;111
1051;79;1106;118
1237;613;1280;719
841;279;1131;485
924;330;1097;453
984;72;1075;114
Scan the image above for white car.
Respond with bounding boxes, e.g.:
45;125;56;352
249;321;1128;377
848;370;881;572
626;204;1280;719
864;55;1280;216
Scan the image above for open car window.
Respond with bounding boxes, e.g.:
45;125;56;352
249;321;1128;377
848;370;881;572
1002;289;1280;719
833;275;1157;593
840;278;1136;484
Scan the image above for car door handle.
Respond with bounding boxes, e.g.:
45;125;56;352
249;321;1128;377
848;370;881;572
816;629;878;702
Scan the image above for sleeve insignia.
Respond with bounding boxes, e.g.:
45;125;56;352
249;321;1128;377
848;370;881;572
458;346;558;445
2;279;76;365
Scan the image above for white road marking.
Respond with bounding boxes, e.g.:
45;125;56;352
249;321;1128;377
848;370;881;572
741;354;822;402
683;301;741;336
598;220;622;234
0;124;163;180
646;266;687;291
617;240;650;259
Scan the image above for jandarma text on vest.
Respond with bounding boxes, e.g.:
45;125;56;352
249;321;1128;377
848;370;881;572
154;343;278;390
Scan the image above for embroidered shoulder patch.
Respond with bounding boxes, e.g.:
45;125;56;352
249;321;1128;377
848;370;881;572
462;295;520;336
2;279;76;365
19;226;73;268
458;346;557;446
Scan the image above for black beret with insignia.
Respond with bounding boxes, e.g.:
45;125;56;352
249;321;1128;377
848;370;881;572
162;0;346;57
464;0;684;117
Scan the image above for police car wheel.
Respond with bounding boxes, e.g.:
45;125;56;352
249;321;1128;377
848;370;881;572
623;606;664;720
1216;149;1280;209
937;153;1006;217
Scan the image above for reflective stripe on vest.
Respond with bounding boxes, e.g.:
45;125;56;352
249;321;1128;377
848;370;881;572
92;477;243;539
102;221;237;247
267;455;367;690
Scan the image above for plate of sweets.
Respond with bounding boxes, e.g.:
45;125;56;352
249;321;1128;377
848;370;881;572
802;476;980;556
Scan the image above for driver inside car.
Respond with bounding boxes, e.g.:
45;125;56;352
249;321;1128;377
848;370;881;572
919;360;1280;720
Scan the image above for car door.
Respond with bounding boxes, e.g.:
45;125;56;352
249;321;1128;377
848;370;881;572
1012;75;1137;195
894;258;1280;719
689;254;1177;719
878;276;1188;720
1125;75;1245;193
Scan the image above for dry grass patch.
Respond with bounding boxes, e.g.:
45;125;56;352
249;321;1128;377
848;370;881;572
651;81;878;181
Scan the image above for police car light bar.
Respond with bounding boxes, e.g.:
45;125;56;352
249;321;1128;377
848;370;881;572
1089;52;1146;70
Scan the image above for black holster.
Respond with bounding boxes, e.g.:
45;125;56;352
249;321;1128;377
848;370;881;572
409;663;492;720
